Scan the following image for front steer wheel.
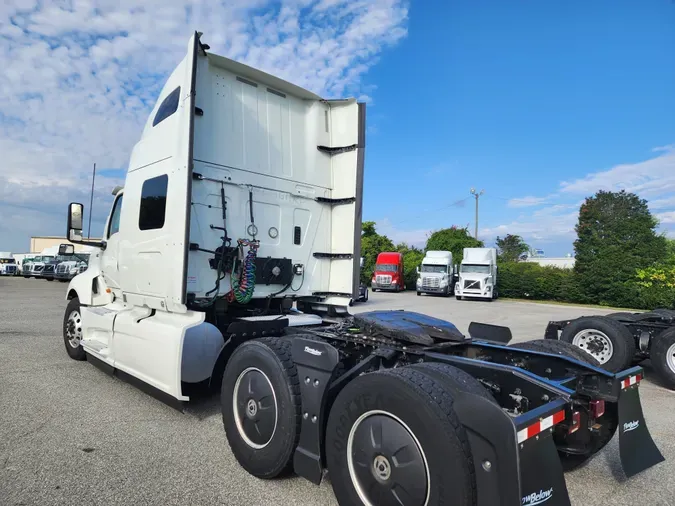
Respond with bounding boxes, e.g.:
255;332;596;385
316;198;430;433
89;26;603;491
509;339;618;472
221;338;301;479
326;366;475;506
63;297;86;361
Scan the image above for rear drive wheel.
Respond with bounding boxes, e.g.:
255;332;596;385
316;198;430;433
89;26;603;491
559;316;635;372
651;327;675;389
63;297;86;361
509;339;618;471
221;338;301;479
326;367;475;506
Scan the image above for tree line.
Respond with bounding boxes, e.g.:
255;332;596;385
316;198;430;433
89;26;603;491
361;190;675;309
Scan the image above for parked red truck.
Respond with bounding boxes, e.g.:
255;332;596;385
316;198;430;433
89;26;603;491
371;251;404;291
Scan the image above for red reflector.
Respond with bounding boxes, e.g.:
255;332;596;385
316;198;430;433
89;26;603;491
568;411;581;434
621;374;642;389
590;400;605;419
517;410;566;444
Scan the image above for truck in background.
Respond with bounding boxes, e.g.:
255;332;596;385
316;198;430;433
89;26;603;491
0;252;18;276
55;253;90;282
370;251;404;292
416;250;456;296
455;247;498;300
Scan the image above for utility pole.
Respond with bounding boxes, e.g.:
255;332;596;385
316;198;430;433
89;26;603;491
470;188;484;240
88;163;96;239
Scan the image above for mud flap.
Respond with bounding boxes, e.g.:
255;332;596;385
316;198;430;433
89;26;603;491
519;431;570;506
618;384;664;477
452;393;571;506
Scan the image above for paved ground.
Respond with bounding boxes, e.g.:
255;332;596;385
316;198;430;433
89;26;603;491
1;277;674;506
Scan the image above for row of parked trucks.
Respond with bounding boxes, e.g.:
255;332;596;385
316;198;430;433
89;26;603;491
0;249;90;281
370;247;499;299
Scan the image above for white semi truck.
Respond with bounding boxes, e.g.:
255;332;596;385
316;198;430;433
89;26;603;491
0;252;18;276
57;32;662;506
416;250;455;296
455;247;498;301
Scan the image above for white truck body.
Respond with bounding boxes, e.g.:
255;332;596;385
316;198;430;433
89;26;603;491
63;33;363;402
416;250;454;296
0;252;17;276
455;247;498;300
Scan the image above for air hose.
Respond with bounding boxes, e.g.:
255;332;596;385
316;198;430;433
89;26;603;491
230;239;259;304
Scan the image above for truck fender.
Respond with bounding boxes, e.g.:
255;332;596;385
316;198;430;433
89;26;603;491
66;269;113;306
181;321;225;384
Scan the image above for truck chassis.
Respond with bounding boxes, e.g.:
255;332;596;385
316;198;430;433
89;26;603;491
545;309;675;389
69;307;664;506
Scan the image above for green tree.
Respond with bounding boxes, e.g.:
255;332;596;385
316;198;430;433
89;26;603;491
496;234;530;262
425;226;483;264
573;190;668;306
360;221;395;284
396;242;425;289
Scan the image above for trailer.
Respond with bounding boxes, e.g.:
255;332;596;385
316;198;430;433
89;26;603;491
545;309;675;389
58;32;663;506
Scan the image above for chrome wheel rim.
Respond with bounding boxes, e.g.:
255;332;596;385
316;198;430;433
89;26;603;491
572;329;613;364
232;367;278;449
66;310;82;348
347;410;430;506
666;343;675;374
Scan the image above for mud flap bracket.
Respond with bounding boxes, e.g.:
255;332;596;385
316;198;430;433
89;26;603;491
290;337;339;485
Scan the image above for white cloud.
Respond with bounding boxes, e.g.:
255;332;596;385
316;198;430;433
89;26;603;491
507;195;551;208
0;0;409;252
488;147;675;244
376;218;430;248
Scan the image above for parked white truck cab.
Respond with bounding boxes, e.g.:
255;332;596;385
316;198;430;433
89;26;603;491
61;31;362;400
455;247;498;301
416;250;455;296
0;252;17;276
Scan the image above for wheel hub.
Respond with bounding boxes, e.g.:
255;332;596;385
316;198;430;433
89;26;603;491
572;329;613;364
347;411;429;506
373;455;392;482
66;310;82;348
666;343;675;374
232;367;278;449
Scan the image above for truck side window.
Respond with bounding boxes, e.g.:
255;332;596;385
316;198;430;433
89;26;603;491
152;86;180;127
139;175;168;231
108;195;123;238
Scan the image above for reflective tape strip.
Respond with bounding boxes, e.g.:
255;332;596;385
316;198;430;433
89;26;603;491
621;374;642;389
517;410;566;444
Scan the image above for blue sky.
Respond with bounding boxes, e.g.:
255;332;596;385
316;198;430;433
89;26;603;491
363;0;675;254
0;0;673;255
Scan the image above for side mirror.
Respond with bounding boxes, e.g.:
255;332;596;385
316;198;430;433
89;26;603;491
67;202;84;243
58;244;75;256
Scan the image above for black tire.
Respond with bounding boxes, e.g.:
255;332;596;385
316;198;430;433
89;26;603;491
456;295;462;300
416;291;421;296
559;316;635;372
651;327;675;389
221;338;301;479
653;308;675;319
364;289;368;302
63;297;86;361
508;339;618;471
46;277;54;281
408;362;497;404
326;367;476;506
606;312;639;322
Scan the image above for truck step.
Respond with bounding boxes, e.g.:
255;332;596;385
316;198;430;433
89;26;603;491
81;339;109;356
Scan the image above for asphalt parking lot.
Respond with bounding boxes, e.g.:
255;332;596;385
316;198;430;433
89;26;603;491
1;277;674;506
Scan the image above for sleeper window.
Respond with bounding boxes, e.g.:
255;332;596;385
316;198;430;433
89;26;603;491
139;175;168;231
108;195;123;238
152;86;180;127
